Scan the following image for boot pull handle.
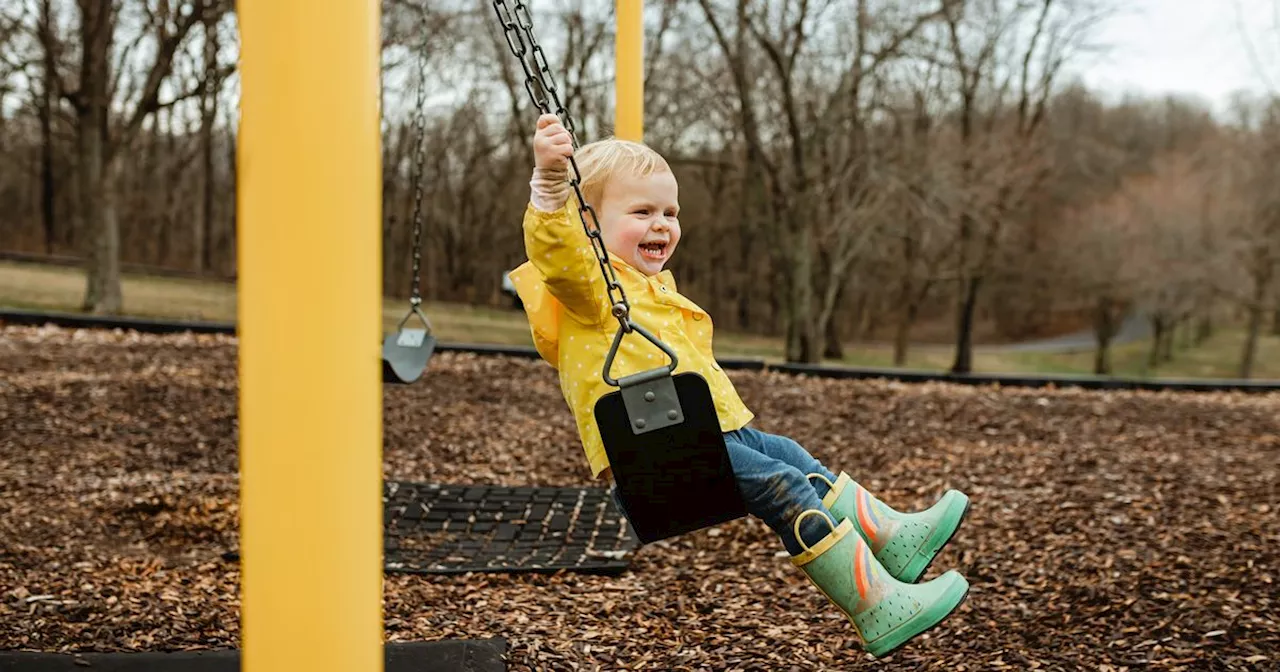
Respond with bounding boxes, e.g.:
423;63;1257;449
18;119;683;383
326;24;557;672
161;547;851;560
793;509;838;555
806;472;837;491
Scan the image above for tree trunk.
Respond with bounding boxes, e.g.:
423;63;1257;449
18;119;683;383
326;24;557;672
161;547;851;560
81;157;123;314
381;125;398;297
837;285;868;342
1271;301;1279;337
736;210;756;330
77;0;121;314
892;305;914;367
224;113;237;276
36;0;60;255
1196;315;1213;344
1093;338;1112;376
1147;315;1167;369
167;125;184;267
197;0;219;274
156;106;176;266
39;5;58;255
822;312;843;360
1093;295;1118;375
785;226;818;363
1239;303;1263;379
951;275;981;374
893;282;929;368
1239;266;1272;379
39;111;57;255
1159;322;1175;363
817;257;849;360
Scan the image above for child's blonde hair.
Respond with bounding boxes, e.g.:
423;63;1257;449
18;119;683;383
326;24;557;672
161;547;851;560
574;138;671;208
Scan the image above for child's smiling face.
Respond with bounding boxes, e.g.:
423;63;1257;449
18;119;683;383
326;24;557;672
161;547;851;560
596;169;681;276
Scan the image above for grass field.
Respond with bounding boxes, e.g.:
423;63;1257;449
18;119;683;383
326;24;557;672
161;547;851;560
3;259;1277;380
840;330;1280;380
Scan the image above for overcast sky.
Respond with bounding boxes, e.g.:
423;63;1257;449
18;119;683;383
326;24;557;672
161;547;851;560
1069;0;1279;112
2;2;1277;122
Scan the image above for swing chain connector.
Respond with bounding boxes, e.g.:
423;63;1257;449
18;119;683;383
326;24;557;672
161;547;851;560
398;301;433;337
602;321;678;385
610;302;631;329
602;321;684;435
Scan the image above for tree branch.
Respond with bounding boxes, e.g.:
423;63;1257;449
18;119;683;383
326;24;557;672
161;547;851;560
112;0;205;160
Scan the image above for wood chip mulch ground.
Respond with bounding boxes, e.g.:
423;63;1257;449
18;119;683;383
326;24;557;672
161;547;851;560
1;325;1276;671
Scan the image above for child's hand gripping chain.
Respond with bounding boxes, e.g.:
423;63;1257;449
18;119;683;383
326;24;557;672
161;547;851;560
533;113;573;170
529;114;573;213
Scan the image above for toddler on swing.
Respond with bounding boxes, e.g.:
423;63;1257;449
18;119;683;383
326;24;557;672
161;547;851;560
509;114;970;658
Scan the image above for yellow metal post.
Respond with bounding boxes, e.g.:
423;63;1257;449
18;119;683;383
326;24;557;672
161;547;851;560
237;1;383;671
615;0;644;141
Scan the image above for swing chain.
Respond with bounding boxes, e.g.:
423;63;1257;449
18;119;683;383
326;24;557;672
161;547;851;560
492;0;632;333
408;8;430;308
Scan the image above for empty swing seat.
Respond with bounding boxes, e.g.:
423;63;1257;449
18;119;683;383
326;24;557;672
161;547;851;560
382;304;436;385
381;328;435;384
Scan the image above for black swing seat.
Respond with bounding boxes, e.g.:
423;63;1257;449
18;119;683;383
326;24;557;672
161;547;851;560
596;371;748;544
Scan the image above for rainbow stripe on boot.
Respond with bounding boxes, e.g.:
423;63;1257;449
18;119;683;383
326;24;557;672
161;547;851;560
809;472;969;583
791;510;969;658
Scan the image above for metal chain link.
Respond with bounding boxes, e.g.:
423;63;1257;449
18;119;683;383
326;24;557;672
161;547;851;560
408;8;431;307
492;0;632;332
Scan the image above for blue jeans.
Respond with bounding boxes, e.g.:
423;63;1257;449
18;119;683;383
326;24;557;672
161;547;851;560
723;427;839;556
610;427;840;556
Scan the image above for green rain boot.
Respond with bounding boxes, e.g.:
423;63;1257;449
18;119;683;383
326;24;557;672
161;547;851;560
809;472;969;584
791;510;969;659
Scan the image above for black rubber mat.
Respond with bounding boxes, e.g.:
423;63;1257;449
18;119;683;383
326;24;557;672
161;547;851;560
383;482;639;575
0;639;506;671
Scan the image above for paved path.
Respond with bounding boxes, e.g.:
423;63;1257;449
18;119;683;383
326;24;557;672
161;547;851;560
988;313;1151;353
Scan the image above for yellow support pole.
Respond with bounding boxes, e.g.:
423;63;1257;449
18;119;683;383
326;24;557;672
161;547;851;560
615;0;644;141
237;1;383;671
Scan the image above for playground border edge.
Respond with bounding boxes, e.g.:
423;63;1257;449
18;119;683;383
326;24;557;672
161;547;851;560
2;307;1277;393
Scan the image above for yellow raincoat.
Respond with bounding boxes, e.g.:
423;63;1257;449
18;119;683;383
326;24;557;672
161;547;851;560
509;202;755;479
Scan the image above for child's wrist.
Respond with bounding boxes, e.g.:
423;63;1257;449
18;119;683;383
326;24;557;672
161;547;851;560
530;166;570;212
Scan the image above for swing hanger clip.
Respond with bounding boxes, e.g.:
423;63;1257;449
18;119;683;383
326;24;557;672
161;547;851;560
611;302;631;331
603;320;685;435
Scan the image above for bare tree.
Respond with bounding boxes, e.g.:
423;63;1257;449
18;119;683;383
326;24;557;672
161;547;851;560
1057;194;1138;374
1272;286;1280;336
875;67;960;365
0;5;25;98
33;0;230;313
1128;154;1218;369
193;0;219;272
694;0;943;362
1224;99;1280;378
36;0;60;254
939;0;1108;373
0;0;1269;378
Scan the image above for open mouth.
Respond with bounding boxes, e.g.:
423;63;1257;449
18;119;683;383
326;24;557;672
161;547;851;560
639;241;668;260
